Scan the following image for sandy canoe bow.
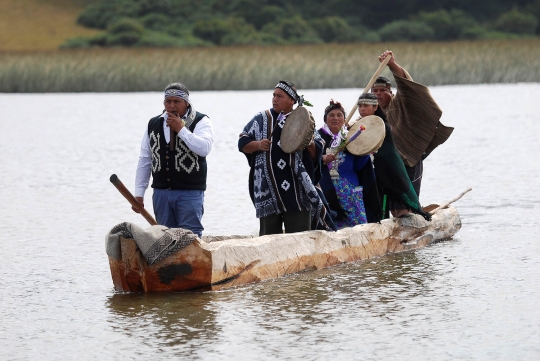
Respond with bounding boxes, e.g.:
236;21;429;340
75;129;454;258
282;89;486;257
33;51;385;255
107;206;462;293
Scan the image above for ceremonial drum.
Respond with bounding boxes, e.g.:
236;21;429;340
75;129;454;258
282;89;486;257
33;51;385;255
280;106;316;153
346;115;386;156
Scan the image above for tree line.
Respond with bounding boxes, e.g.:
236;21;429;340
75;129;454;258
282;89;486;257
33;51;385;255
63;0;540;48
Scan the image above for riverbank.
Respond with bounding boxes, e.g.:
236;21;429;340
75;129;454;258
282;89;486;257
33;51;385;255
1;39;539;92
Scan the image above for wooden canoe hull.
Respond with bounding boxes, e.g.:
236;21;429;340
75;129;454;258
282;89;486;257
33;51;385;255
109;207;461;292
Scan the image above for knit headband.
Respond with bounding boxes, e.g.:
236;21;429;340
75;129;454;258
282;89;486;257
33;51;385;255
275;81;299;103
357;98;379;106
372;82;390;89
164;89;190;103
372;76;391;89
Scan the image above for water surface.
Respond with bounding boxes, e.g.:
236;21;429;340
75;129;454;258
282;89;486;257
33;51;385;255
1;84;539;360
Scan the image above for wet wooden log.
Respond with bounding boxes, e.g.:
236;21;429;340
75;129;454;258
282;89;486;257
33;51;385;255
109;206;461;293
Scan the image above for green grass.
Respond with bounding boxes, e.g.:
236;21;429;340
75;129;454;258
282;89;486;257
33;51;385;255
0;0;101;51
1;40;539;92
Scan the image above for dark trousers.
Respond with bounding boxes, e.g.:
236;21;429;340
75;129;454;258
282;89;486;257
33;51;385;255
407;159;423;196
259;210;311;236
389;159;423;211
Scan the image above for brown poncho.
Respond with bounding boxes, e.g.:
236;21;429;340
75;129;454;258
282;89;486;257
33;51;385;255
382;69;453;167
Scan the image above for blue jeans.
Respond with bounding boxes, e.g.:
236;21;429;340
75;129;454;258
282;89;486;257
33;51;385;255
152;189;204;237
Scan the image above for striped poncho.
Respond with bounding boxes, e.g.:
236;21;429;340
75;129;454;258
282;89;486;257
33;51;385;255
383;68;454;167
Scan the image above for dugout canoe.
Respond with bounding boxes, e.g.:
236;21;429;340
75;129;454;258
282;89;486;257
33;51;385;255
108;205;462;293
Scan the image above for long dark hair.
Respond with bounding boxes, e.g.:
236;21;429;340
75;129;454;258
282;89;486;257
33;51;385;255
374;106;387;122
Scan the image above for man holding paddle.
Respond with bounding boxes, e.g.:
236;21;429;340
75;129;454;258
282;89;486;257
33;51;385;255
133;82;213;237
371;50;453;217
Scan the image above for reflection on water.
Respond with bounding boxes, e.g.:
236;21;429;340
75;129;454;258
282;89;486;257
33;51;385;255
1;84;540;360
107;292;220;351
101;246;449;359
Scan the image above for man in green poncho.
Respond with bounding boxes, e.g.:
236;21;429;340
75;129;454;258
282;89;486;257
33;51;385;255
372;50;454;217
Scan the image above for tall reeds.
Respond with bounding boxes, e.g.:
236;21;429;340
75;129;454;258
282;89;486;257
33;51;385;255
1;40;539;92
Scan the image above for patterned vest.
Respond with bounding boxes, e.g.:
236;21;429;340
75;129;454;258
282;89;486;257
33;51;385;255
147;112;207;191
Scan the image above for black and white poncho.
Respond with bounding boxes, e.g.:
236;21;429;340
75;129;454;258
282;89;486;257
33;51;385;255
239;108;334;231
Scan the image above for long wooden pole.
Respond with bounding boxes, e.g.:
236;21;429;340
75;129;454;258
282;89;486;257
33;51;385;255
110;174;158;226
344;55;392;127
429;188;472;214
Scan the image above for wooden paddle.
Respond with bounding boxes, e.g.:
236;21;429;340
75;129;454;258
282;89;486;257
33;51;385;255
344;55;392;127
429;188;472;214
110;174;158;226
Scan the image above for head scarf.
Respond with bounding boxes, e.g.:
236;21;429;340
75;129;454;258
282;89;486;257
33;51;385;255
275;80;299;103
357;93;379;106
164;88;190;104
372;76;392;90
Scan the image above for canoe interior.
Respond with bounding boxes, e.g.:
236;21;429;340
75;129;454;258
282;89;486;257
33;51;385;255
108;206;461;293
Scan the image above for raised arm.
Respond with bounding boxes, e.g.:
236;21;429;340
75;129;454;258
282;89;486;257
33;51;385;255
379;50;406;78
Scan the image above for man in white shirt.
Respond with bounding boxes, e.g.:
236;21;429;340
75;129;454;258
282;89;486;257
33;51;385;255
133;83;213;237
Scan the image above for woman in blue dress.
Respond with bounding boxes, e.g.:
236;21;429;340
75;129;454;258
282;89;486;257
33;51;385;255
317;100;382;228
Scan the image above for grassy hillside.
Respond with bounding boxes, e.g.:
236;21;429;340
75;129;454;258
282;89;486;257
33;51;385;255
0;0;100;51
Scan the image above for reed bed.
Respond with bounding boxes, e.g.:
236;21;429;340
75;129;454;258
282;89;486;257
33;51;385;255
1;40;539;92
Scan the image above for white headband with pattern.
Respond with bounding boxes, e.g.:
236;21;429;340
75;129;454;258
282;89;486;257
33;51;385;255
275;82;299;103
357;98;379;106
164;89;190;103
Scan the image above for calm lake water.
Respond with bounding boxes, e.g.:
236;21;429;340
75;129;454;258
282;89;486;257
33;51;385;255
1;84;539;360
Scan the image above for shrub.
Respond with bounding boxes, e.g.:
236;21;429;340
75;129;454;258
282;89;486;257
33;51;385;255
361;30;381;43
193;17;257;45
136;31;210;47
257;32;287;45
107;18;145;36
378;20;435;42
76;0;139;29
162;25;192;38
263;16;322;44
88;33;109;46
493;8;538;34
136;0;214;22
107;32;143;47
173;35;213;47
461;26;489;40
193;18;230;44
221;33;261;46
250;6;287;29
477;31;524;40
136;31;183;47
525;0;540;34
417;9;476;40
139;13;173;32
59;37;91;49
310;16;354;43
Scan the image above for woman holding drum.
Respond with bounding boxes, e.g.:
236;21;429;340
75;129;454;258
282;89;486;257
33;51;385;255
354;93;431;221
318;100;382;228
